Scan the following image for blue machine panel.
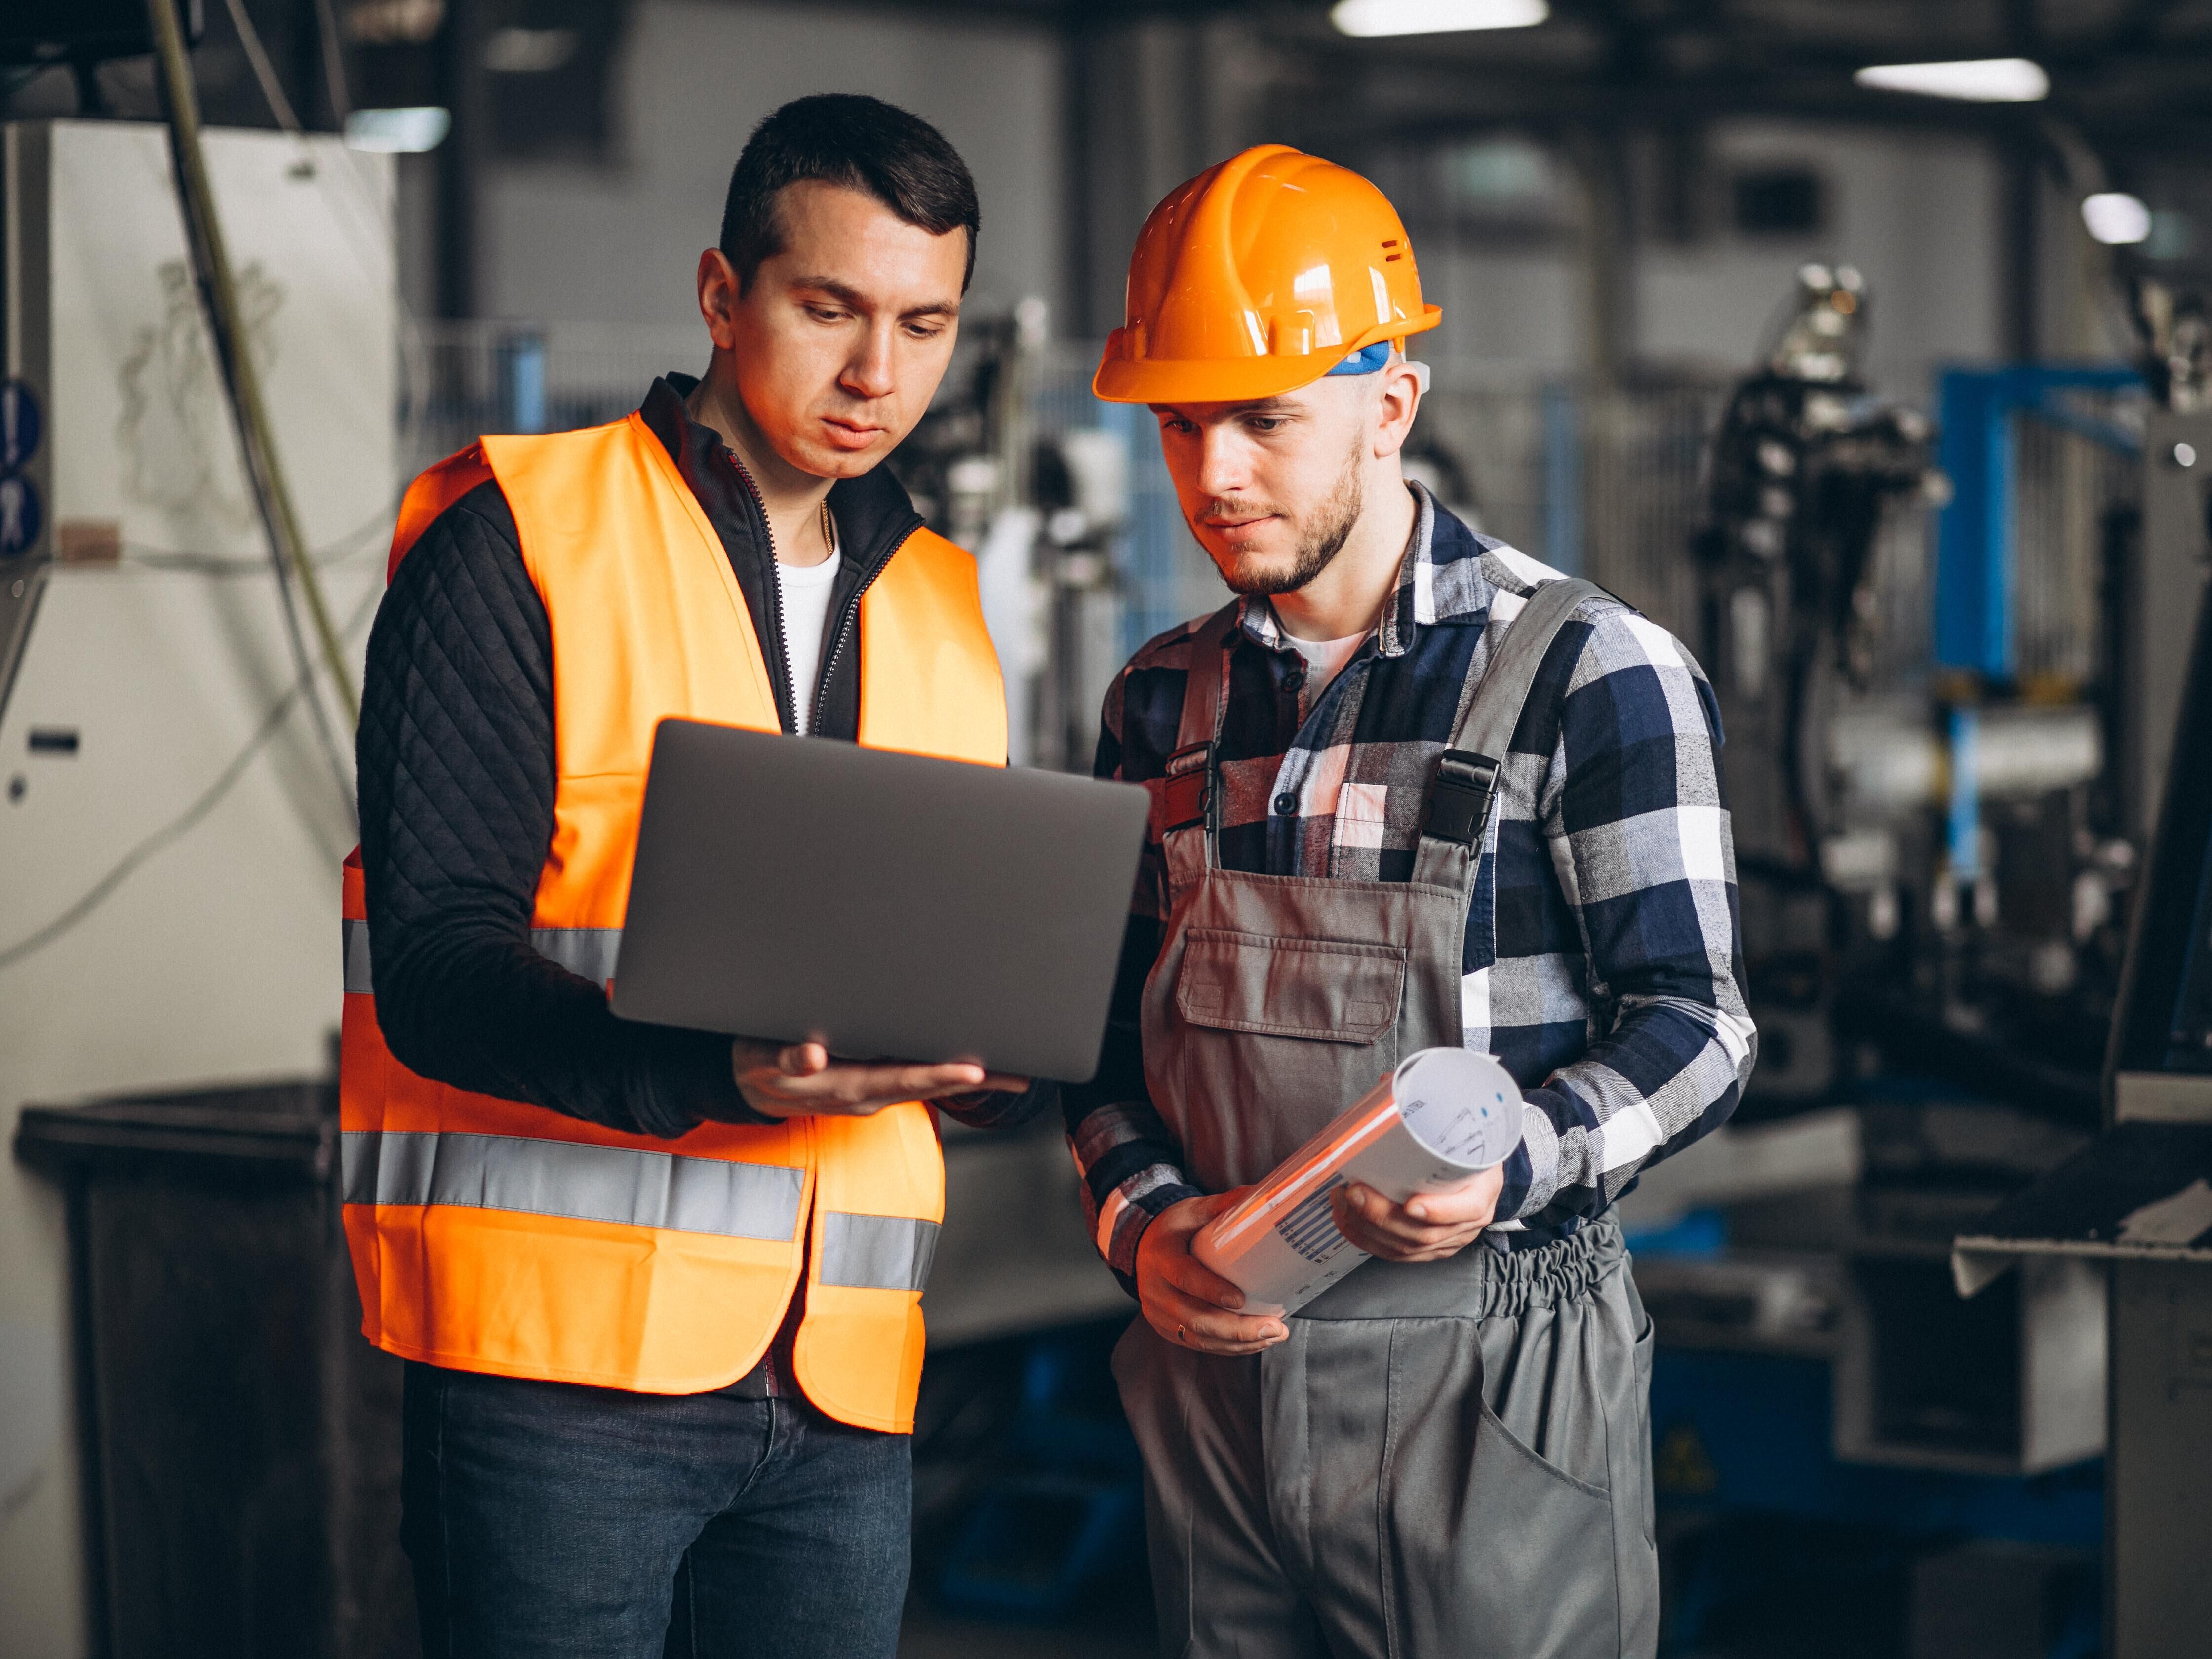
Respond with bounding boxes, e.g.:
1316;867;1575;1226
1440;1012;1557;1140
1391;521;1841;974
1933;365;2140;681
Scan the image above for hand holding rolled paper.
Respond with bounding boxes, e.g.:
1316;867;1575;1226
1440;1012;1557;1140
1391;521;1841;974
1191;1048;1526;1316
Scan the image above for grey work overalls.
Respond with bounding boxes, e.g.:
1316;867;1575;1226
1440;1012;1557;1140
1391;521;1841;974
1112;579;1660;1659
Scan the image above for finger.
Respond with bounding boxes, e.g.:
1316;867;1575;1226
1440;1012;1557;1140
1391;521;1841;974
861;1062;988;1100
1149;1310;1277;1356
1148;1286;1286;1351
1329;1208;1407;1257
778;1043;830;1076
781;1081;984;1118
1332;1186;1460;1253
1348;1213;1471;1253
1161;1251;1253;1313
1342;1182;1487;1237
1185;1315;1290;1354
910;1065;992;1097
1164;1188;1247;1234
1402;1184;1497;1225
1146;1258;1276;1328
1333;1184;1402;1245
731;1037;779;1072
1182;1329;1282;1357
777;1062;984;1105
935;1061;1032;1096
1341;1204;1486;1259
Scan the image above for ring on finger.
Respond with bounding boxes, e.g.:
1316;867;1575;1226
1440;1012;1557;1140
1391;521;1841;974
1177;1323;1187;1345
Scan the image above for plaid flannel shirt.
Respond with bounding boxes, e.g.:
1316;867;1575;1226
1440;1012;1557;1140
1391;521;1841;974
1063;486;1756;1277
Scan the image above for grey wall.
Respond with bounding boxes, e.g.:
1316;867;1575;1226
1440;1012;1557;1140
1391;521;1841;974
1641;120;2009;395
475;0;1066;333
460;4;2115;413
1409;120;2041;397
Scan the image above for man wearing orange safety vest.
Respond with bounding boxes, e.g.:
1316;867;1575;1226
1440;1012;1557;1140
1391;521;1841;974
347;95;1045;1658
1066;148;1755;1656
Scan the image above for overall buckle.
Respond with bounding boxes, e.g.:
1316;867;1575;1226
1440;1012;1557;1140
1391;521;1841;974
1162;742;1215;835
1423;749;1500;846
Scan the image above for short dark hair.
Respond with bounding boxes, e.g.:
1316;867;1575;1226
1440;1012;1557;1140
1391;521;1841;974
720;94;979;294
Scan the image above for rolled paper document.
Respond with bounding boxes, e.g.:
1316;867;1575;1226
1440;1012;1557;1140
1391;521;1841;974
1192;1047;1526;1317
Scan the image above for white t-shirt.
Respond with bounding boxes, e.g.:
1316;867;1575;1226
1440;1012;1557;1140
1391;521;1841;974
1278;619;1372;695
775;523;842;736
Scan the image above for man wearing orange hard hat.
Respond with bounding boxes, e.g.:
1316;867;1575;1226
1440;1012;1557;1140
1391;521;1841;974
1064;144;1756;1656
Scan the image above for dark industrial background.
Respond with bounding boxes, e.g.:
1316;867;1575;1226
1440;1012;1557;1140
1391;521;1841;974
5;3;2212;1657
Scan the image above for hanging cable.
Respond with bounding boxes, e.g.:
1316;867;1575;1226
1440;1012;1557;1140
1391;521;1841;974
311;0;353;120
144;0;361;829
218;0;302;133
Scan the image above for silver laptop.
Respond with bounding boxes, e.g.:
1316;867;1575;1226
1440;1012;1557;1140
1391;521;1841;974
610;718;1152;1083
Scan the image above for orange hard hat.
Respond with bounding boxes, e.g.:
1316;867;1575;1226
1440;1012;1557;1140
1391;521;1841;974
1093;144;1440;405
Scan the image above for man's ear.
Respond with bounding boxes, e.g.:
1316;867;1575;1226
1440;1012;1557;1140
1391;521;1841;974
1371;360;1424;459
697;248;744;352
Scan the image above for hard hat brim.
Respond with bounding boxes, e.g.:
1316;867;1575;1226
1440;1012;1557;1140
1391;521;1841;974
1092;308;1441;406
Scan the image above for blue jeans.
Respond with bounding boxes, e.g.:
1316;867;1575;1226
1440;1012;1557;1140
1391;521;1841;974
400;1361;911;1659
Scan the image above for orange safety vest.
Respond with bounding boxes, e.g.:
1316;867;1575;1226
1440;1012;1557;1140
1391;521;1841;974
339;413;1006;1430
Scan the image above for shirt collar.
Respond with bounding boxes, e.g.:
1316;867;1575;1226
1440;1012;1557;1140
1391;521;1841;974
637;372;922;570
1232;481;1504;659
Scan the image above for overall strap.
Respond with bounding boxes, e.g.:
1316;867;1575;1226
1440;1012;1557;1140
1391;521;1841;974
1159;601;1243;894
1410;578;1608;891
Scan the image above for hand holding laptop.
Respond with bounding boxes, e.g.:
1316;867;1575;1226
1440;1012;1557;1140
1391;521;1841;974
726;1038;1028;1120
614;721;1152;1085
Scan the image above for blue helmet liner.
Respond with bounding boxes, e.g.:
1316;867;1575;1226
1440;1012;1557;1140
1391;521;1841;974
1324;341;1395;377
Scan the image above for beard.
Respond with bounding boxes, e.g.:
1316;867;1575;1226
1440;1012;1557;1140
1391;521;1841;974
1204;436;1366;597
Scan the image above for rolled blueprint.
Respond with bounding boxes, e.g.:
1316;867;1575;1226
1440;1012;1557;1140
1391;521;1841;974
1191;1047;1525;1316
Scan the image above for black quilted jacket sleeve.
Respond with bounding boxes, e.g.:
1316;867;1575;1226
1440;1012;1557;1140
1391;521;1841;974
355;481;750;1138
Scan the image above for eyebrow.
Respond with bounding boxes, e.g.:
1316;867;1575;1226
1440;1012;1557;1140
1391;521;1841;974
792;276;959;321
1147;397;1299;417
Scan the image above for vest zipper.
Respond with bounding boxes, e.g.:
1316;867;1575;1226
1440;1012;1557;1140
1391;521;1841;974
809;583;861;737
809;507;919;734
722;448;920;739
723;449;799;736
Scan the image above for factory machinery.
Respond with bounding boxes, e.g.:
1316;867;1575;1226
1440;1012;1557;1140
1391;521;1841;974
1614;263;2212;1657
1703;264;2128;1116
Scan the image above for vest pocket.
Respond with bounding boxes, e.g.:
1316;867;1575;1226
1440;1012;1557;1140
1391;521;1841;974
1174;928;1407;1043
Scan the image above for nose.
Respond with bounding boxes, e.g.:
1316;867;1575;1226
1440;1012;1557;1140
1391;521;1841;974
1193;424;1248;502
840;320;898;403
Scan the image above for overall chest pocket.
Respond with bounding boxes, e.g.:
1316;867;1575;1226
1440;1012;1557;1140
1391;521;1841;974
1175;928;1408;1043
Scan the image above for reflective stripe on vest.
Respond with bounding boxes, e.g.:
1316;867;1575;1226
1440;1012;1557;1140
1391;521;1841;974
342;1128;805;1240
819;1212;940;1294
341;1129;938;1292
342;919;621;995
343;918;371;995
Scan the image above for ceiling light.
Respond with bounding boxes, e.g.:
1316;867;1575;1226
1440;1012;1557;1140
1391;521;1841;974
1331;0;1549;39
484;26;578;74
344;107;452;153
1853;58;2049;102
2081;192;2152;246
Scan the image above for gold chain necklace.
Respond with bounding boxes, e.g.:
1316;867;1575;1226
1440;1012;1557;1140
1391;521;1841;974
819;500;835;558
